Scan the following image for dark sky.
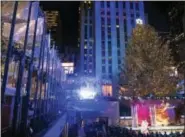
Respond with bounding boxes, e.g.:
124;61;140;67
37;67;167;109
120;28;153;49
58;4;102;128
40;1;173;51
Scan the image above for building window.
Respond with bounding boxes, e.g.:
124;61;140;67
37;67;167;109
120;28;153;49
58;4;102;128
89;57;92;62
118;59;121;65
101;1;104;8
102;59;106;64
107;11;110;16
102;66;106;73
130;2;134;9
102;41;105;46
85;19;87;24
116;18;119;25
101;30;105;40
85;25;87;33
136;12;140;18
136;2;139;11
125;35;128;42
108;66;112;73
123;12;126;17
131;13;134;18
124;19;127;33
108;33;111;39
101;17;105;24
108;41;111;47
89;11;92;16
117;50;120;56
116;12;119;16
107;18;111;25
108;59;112;64
84;44;87;49
101;10;105;15
85;11;88;17
89;49;93;54
108;49;111;56
89;19;92;24
123;2;125;8
108;43;112;56
89;25;92;37
84;65;87;70
131;19;135;27
102;85;112;96
108;27;111;33
116;28;120;38
125;43;128;48
117;42;120;48
102;42;105;49
89;64;92;69
107;1;110;8
116;1;119;8
84;49;87;54
102;50;106;56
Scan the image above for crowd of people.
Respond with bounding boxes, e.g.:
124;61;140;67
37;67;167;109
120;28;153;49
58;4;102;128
107;126;184;137
67;120;184;137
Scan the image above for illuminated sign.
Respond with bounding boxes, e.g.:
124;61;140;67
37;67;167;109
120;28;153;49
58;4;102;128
61;62;74;74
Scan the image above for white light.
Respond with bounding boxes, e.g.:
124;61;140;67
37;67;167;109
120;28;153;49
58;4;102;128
79;88;96;100
136;18;143;25
116;25;119;28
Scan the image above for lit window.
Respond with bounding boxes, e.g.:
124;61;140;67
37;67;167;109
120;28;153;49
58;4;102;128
116;25;119;28
102;85;112;96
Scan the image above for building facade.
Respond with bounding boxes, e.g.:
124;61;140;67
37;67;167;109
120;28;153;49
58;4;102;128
79;1;145;97
44;10;62;46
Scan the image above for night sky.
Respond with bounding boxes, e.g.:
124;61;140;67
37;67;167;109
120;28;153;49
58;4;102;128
40;1;173;52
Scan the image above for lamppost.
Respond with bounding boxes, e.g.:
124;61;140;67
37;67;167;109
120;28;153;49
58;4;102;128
20;4;39;136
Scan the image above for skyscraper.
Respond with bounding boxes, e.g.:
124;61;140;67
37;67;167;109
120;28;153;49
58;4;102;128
44;10;62;46
79;1;145;97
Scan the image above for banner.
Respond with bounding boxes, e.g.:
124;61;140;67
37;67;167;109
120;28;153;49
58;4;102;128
137;103;151;126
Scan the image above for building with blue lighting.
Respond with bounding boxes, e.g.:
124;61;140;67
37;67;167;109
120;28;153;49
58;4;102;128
79;1;145;97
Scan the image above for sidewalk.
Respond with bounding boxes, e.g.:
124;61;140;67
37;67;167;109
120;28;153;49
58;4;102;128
42;113;67;137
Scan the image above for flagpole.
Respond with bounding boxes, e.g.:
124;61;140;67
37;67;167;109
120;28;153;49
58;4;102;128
20;4;39;136
33;17;45;121
1;1;18;106
12;2;33;136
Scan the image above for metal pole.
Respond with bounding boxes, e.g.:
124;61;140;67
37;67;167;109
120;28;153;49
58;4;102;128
46;50;51;116
44;47;49;116
38;36;45;118
33;19;45;119
12;2;33;136
1;1;18;106
20;8;39;136
50;47;54;116
183;4;185;98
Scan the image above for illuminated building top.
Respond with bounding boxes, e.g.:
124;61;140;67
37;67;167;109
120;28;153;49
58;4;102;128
44;11;59;29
